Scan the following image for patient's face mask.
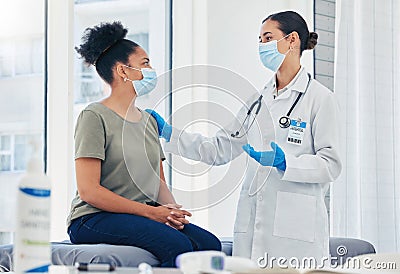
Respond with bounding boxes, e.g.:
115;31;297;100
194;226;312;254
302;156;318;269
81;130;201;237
123;65;157;97
259;33;291;72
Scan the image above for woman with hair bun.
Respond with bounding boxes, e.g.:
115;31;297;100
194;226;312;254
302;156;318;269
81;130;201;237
148;11;341;263
67;21;221;268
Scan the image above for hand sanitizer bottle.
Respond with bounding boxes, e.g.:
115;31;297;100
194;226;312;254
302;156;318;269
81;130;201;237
14;140;51;273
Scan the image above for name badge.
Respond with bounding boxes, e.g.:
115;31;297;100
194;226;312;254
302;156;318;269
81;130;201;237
287;119;306;145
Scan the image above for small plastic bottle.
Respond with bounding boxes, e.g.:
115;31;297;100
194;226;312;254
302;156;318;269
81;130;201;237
14;141;51;273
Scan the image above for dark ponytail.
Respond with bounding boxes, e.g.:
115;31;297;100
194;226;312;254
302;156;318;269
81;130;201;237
262;11;318;55
75;21;139;84
307;32;318;50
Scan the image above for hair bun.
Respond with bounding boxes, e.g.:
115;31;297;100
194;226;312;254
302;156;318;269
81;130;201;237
75;21;128;65
306;32;318;50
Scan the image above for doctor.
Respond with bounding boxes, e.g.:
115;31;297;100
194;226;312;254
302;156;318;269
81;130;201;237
147;11;341;264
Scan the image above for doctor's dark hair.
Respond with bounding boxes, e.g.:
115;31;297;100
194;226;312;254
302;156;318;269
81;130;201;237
262;11;318;55
75;21;139;84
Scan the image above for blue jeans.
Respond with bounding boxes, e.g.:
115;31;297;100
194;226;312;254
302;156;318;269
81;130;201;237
68;212;221;267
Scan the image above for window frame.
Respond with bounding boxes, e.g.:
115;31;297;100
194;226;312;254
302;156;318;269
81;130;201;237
0;134;39;173
0;134;12;172
0;36;45;79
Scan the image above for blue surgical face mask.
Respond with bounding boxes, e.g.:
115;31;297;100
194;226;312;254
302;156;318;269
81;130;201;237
123;65;157;97
259;33;291;72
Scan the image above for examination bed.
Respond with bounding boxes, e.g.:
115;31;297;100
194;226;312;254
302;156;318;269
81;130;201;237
0;237;375;271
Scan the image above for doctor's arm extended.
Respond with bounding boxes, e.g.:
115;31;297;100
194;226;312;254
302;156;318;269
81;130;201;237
244;92;342;184
146;109;247;166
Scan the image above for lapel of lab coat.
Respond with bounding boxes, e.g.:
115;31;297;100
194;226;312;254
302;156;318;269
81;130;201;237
260;67;310;109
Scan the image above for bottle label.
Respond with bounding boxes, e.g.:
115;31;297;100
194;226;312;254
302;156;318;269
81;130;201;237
19;187;51;197
15;187;51;273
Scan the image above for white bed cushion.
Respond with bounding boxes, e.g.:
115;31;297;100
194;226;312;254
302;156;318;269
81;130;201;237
0;239;233;272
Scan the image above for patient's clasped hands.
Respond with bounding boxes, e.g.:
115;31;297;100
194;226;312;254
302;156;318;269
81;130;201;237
148;203;192;230
165;204;192;230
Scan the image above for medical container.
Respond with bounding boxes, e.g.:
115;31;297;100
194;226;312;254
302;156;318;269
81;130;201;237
14;141;51;273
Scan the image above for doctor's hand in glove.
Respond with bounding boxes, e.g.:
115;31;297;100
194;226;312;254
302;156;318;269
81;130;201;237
242;142;286;171
145;109;172;142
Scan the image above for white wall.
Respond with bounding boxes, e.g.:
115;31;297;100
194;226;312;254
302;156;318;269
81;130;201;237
47;0;74;241
172;0;314;237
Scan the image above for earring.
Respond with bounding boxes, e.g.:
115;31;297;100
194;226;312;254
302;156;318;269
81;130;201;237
124;77;127;82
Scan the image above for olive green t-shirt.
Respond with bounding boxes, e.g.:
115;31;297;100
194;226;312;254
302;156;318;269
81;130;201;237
67;103;165;227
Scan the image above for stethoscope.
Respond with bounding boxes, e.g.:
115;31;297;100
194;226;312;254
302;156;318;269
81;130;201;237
231;95;263;138
231;73;312;138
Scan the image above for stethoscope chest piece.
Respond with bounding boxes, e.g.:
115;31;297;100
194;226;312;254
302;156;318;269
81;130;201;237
279;116;291;128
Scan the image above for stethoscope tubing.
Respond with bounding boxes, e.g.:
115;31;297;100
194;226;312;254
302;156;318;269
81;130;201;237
232;73;312;137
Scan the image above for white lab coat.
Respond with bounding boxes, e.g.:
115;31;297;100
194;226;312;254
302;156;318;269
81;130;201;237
164;67;342;263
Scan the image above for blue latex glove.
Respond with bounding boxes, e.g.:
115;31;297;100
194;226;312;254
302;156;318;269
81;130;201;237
145;109;172;142
242;142;286;171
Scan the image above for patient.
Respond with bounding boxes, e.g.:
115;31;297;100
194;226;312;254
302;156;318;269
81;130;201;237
67;21;221;267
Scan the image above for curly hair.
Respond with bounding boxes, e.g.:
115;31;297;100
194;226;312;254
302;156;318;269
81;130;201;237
75;21;139;84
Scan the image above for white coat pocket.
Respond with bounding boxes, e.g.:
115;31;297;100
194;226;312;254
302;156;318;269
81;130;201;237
273;191;316;242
